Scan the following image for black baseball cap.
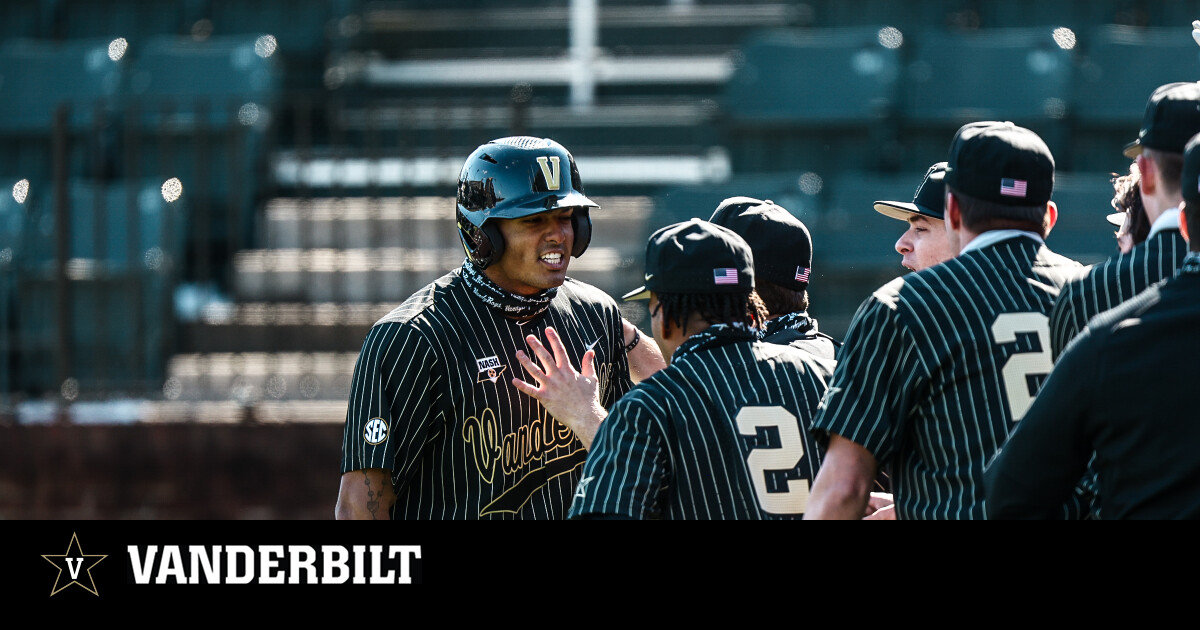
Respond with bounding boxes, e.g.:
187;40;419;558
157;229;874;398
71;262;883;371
709;196;813;291
1123;82;1200;159
874;162;948;222
622;218;754;301
1181;132;1200;207
943;121;1054;207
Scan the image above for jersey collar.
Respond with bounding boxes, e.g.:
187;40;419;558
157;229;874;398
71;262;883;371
673;323;759;361
959;229;1044;256
1148;206;1181;240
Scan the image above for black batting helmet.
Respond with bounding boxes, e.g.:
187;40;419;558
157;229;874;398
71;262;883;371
456;136;598;269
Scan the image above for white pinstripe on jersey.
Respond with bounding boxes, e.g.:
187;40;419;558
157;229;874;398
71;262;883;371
1050;229;1187;359
569;325;833;520
812;235;1088;519
341;264;632;519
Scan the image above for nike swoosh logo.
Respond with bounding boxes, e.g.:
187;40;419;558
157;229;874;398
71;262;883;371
644;273;654;282
585;337;601;352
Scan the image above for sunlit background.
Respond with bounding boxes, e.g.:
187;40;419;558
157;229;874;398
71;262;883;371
2;0;1198;517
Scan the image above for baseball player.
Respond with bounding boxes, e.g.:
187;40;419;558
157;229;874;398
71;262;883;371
874;162;957;272
1049;82;1197;360
568;219;833;519
1106;163;1148;254
709;196;839;361
984;131;1200;519
336;136;634;520
805;121;1089;520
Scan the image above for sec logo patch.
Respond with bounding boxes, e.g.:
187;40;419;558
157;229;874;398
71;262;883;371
363;417;389;445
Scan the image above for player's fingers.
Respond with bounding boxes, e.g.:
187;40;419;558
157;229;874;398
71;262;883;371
514;350;547;381
544;327;567;369
580;349;596;379
510;377;543;398
525;334;557;372
863;505;896;521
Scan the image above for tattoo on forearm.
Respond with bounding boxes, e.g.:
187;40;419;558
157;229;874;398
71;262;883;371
360;471;383;519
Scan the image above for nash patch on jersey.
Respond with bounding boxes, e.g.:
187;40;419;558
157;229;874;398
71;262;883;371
475;355;509;383
363;417;389;445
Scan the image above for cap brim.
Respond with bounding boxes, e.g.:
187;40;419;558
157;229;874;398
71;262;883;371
873;200;942;222
1107;212;1126;227
622;286;651;301
1123;139;1143;159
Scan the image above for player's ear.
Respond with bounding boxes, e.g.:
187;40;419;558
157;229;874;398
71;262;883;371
1043;200;1058;236
1137;154;1157;197
1181;201;1191;244
944;191;962;230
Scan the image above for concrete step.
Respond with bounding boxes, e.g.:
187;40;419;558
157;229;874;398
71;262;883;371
261;195;652;252
163;351;358;403
178;302;393;353
231;246;634;303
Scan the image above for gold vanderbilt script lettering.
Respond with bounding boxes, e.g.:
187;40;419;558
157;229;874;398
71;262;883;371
462;406;576;483
462;408;502;483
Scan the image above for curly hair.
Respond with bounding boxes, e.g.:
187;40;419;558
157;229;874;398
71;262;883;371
1111;163;1150;246
654;290;769;336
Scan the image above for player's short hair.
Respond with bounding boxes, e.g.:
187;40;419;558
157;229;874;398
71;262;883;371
754;278;809;316
948;185;1050;237
1143;147;1183;197
655;290;768;336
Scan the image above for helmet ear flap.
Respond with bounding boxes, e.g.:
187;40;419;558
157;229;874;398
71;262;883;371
571;207;592;257
481;222;505;264
457;210;506;269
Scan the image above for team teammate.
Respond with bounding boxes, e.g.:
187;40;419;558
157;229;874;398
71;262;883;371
984;132;1200;519
709;196;839;361
336;136;634;520
1106;163;1149;254
1049;81;1198;359
805;121;1088;520
874;162;956;272
568;219;833;519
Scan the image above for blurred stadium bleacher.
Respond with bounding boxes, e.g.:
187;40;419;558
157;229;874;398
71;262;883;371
2;1;1198;516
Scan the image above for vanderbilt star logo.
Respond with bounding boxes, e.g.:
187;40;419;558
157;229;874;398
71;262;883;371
42;532;107;596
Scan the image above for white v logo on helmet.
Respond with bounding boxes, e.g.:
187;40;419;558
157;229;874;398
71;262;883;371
536;156;562;191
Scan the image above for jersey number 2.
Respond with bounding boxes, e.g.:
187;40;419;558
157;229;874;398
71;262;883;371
735;406;809;514
991;312;1053;421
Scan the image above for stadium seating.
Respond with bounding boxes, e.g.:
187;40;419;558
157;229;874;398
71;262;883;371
902;27;1074;129
0;38;124;133
1068;25;1200;172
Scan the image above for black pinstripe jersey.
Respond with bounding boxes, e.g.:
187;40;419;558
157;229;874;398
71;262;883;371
812;233;1088;520
340;264;632;519
1050;227;1187;360
567;324;833;520
986;254;1200;519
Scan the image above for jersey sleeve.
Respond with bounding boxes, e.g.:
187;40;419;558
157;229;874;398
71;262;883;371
568;391;669;519
983;326;1097;519
1049;278;1086;361
602;308;634;407
340;322;442;480
810;291;918;466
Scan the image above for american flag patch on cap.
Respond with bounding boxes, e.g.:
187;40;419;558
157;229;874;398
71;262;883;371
795;266;810;283
713;268;739;285
1000;178;1028;198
